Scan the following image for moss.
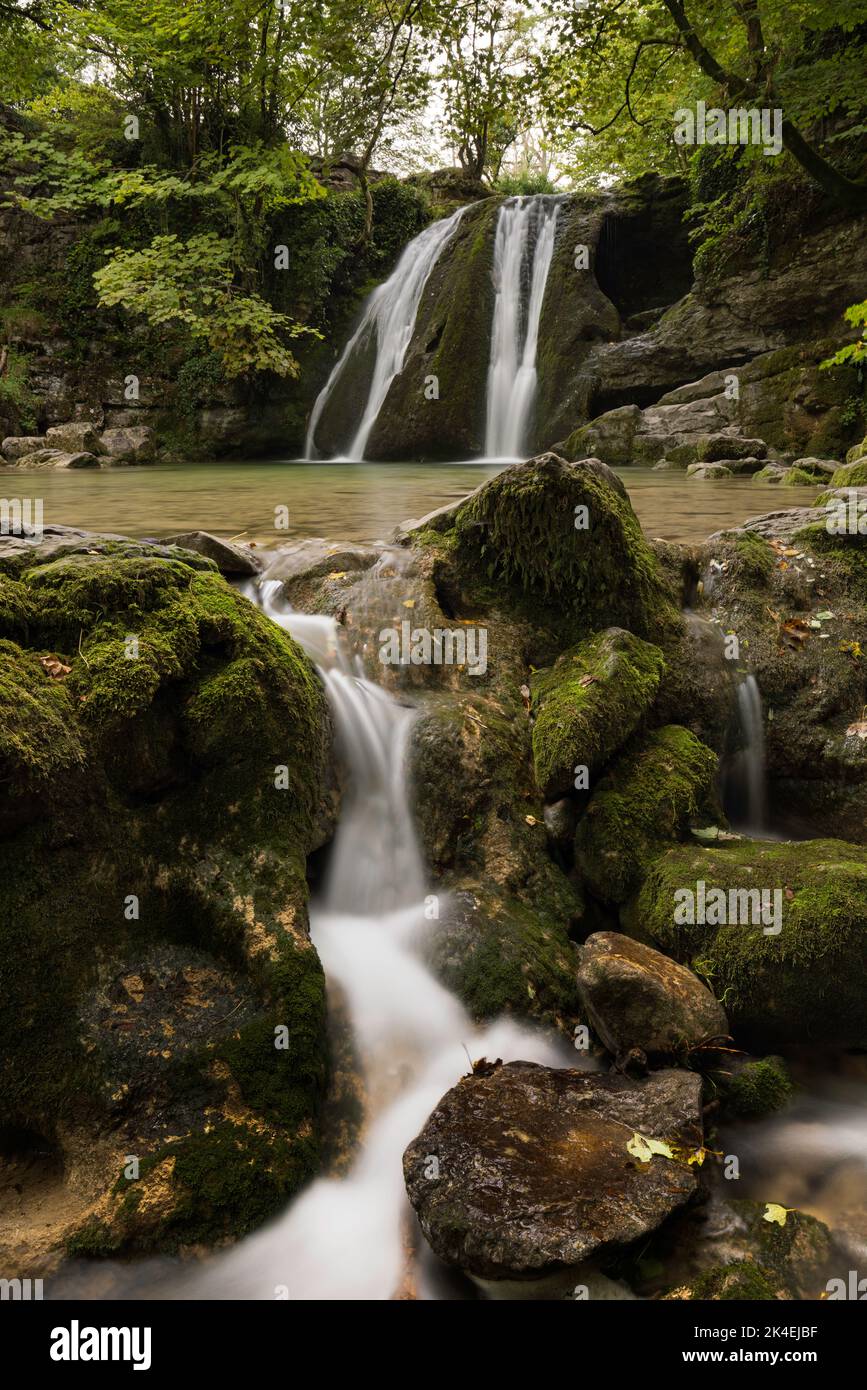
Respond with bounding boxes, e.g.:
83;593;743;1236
719;1056;793;1118
531;628;665;800
633;837;867;1048
426;454;677;644
103;1120;321;1253
831;458;867;488
0;639;85;785
780;467;823;487
752;464;783;482
574;725;719;905
428;888;582;1029
730;532;775;587
685;1261;781;1300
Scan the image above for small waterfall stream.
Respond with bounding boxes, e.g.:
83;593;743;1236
484;195;561;460
305;206;466;461
191;576;571;1300
732;673;768;833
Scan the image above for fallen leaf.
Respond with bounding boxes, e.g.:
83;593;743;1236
579;674;598;687
627;1133;674;1162
525;814;538;826
846;720;867;739
402;599;415;609
326;571;347;581
39;655;71;680
763;1203;789;1227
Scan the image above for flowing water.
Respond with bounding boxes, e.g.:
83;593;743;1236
484;196;561;460
305;207;466;461
730;673;769;833
185;577;574;1300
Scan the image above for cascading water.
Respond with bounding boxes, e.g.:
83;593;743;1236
484;196;561;460
190;574;574;1300
305;206;466;462
728;673;768;834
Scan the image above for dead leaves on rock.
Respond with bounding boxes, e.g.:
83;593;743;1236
39;655;71;680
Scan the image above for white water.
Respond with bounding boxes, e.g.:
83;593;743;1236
484;196;561;460
305;206;466;462
192;575;572;1299
733;673;768;832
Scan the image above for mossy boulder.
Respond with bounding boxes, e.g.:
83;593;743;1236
632;837;867;1048
660;1201;834;1301
412;453;678;647
718;1055;793;1119
574;726;720;905
0;535;333;1259
830;458;867;488
530;627;665;800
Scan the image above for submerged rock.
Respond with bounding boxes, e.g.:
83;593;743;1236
403;1062;703;1284
576;931;728;1062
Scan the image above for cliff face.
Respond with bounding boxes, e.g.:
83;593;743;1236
2;152;865;464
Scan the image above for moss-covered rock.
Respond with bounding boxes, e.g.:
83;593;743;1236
413;453;678;648
830;458;867;488
717;1055;793;1119
574;726;720;905
530;628;665;800
0;536;333;1259
632;837;867;1048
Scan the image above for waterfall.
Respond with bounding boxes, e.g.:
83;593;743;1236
305;206;466;462
189;575;573;1300
484;196;561;460
730;673;768;833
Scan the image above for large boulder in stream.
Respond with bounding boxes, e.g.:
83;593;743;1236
403;1062;703;1287
0;529;333;1265
630;837;867;1050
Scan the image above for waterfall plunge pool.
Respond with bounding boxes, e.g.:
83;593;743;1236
2;458;823;548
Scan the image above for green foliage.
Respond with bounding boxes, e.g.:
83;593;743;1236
495;172;556;196
92;232;316;377
822;301;867;369
0;349;39;432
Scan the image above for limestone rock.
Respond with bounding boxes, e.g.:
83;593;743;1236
99;425;155;464
576;931;728;1060
45;422;105;455
1;435;45;461
403;1062;703;1282
161;530;263;576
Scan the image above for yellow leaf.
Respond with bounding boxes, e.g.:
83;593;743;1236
763;1203;788;1226
525;814;538;825
403;599;415;609
326;571;347;581
627;1132;674;1162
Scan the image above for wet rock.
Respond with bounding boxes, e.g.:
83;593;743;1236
403;1062;703;1283
160;530;263;576
708;456;765;475
9;448;100;470
530;627;665;800
99;425;154;464
687;463;732;479
1;435;45;460
576;931;728;1061
632;837;867;1049
574;725;719;905
45;422;105;455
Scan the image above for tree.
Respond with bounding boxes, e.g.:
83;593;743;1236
438;0;534;183
537;0;867;205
